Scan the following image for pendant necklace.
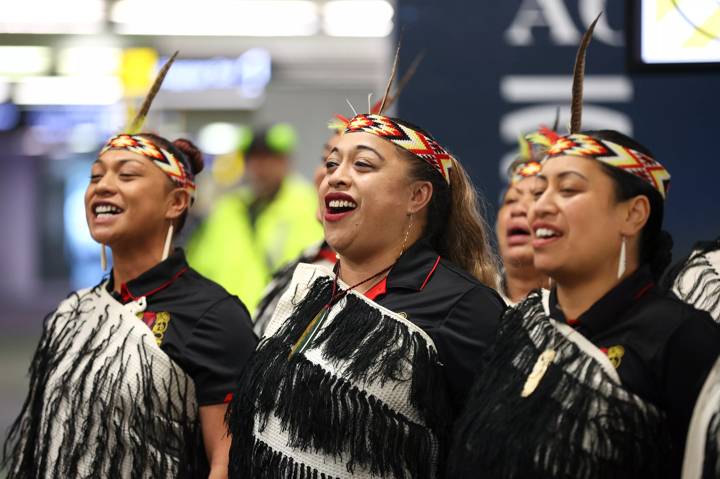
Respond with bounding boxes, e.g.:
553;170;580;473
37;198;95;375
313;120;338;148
289;260;393;359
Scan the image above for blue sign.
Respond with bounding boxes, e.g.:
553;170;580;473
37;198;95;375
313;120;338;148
161;48;272;97
397;0;720;255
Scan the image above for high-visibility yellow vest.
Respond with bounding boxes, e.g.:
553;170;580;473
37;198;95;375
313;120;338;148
186;176;323;312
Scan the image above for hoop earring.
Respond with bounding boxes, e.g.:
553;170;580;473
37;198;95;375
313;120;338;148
162;224;174;261
617;236;627;279
100;244;108;271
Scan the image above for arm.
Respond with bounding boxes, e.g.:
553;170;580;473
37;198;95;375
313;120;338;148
182;296;258;472
200;403;231;479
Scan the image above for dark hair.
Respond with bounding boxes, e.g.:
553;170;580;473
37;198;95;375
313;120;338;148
138;133;204;234
392;118;499;287
584;129;673;280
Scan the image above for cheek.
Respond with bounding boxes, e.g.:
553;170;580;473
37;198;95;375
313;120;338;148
126;182;167;216
83;185;93;210
562;196;617;250
496;207;510;229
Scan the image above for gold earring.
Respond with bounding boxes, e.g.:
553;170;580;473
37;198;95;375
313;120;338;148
400;213;413;256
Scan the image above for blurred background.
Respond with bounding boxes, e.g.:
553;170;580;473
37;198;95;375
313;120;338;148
1;0;719;450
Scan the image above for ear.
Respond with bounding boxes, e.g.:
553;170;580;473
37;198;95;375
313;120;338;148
407;180;433;215
619;195;650;237
165;188;190;221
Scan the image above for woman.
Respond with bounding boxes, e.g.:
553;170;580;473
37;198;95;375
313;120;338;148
2;56;257;478
496;130;553;305
447;20;720;478
227;107;504;477
662;237;720;322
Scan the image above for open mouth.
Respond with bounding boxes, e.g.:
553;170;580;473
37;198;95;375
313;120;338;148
326;198;357;214
324;193;358;222
93;203;124;218
508;226;531;238
506;225;531;245
534;227;560;239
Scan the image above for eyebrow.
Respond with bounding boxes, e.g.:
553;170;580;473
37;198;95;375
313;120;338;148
94;158;145;167
556;171;589;181
328;144;385;161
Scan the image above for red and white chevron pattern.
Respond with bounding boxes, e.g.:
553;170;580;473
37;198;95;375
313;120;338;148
100;134;197;200
546;133;670;199
345;114;453;184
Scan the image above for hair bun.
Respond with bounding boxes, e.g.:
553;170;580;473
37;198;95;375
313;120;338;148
173;138;204;175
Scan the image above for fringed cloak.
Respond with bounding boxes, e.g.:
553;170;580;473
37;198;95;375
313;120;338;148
2;284;202;478
684;357;720;479
227;263;451;478
667;239;720;322
448;290;670;479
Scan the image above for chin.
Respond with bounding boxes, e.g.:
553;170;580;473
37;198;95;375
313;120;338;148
532;254;562;277
323;231;350;256
504;251;534;269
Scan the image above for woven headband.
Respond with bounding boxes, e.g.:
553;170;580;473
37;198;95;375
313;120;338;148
344;114;453;184
538;15;671;199
545;133;671;199
510;127;560;185
100;134;197;201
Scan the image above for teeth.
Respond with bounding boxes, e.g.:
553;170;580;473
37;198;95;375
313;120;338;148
328;199;357;208
94;204;122;215
535;227;558;238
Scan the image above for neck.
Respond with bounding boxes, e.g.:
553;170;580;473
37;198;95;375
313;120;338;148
504;264;548;303
554;258;639;320
109;235;168;293
337;251;395;294
338;236;420;294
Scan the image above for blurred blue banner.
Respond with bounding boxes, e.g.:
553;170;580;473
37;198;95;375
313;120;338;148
397;0;720;255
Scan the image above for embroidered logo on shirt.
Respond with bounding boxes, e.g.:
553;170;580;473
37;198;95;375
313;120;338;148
140;311;172;346
606;345;625;369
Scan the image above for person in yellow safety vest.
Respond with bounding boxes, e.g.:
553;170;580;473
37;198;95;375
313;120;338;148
187;123;323;313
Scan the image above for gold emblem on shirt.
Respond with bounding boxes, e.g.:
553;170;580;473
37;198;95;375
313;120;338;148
607;345;625;369
152;312;171;346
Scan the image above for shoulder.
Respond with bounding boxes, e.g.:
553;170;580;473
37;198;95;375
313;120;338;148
638;292;716;328
633;292;720;354
435;258;505;310
54;285;100;311
425;259;505;328
182;268;252;319
208;190;249;216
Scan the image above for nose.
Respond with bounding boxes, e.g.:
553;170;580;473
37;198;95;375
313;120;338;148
94;172;117;196
509;200;528;218
529;189;557;221
327;160;351;190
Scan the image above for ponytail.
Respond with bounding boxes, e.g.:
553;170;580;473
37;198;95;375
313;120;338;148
406;152;499;287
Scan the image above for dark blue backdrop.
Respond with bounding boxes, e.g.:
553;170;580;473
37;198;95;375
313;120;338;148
396;0;720;257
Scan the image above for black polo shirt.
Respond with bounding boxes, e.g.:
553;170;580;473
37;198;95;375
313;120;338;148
365;238;506;415
107;248;258;406
549;266;720;473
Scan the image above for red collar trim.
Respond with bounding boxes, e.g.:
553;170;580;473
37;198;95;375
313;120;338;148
316;247;338;265
120;267;189;302
419;256;441;290
364;277;388;301
633;281;655;300
364;254;441;301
